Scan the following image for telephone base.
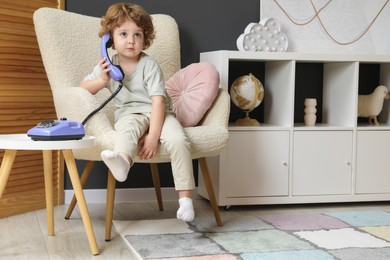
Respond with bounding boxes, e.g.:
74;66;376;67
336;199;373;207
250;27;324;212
28;134;85;141
27;119;85;141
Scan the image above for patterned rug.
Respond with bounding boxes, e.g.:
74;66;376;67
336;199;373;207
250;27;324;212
113;209;390;260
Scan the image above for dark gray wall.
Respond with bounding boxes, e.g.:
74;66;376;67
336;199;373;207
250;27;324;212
64;0;260;190
65;0;260;67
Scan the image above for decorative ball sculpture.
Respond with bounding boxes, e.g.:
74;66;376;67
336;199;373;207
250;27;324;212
230;73;264;126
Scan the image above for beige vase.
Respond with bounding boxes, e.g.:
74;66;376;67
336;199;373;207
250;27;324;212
304;98;317;126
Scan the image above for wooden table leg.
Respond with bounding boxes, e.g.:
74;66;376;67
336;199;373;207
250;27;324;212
0;149;17;198
42;150;54;236
65;160;96;219
62;149;99;255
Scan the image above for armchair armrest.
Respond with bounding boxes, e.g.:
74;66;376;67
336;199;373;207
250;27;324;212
184;89;230;158
199;89;230;128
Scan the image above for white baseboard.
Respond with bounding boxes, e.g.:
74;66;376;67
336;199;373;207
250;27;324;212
64;187;200;204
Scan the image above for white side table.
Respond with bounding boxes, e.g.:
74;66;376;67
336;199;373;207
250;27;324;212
0;134;99;255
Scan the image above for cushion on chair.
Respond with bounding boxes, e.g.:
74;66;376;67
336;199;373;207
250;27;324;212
165;62;220;127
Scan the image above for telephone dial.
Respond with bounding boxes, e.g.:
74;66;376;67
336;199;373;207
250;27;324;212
27;34;124;141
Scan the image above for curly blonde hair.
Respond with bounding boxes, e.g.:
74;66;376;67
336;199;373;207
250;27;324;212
99;2;155;50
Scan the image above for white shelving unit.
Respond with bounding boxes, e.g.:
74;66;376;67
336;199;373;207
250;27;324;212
198;50;390;207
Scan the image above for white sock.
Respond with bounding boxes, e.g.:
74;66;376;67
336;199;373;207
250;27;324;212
101;150;131;182
177;197;195;222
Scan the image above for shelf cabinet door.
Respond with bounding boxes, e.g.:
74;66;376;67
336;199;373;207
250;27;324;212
225;131;289;197
292;131;353;196
356;131;390;194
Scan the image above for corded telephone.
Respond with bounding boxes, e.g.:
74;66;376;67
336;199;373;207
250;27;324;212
27;34;125;140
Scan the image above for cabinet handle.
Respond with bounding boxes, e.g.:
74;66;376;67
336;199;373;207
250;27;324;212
346;161;351;166
283;162;288;166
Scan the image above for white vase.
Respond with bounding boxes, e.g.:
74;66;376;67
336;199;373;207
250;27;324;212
304;98;317;126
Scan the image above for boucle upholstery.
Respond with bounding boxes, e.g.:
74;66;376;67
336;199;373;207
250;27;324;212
33;8;230;163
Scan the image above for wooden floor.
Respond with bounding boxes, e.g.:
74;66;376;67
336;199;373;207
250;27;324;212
1;198;390;259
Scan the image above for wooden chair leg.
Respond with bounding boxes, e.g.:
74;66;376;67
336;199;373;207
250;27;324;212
198;157;223;227
150;163;164;211
105;170;116;241
65;160;95;219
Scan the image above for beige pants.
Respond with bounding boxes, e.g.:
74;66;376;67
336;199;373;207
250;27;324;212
114;112;195;190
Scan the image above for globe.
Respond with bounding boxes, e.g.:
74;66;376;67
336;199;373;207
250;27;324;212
230;73;264;126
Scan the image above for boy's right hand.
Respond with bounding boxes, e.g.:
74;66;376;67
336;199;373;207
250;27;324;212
100;57;112;84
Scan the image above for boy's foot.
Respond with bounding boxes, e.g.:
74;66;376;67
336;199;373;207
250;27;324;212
177;197;195;222
101;150;131;182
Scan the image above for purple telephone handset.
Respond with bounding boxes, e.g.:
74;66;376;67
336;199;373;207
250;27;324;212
101;33;124;81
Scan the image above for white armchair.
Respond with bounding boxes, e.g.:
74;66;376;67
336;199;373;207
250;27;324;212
33;7;229;241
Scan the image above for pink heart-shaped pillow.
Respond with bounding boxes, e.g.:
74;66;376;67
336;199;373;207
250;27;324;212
165;62;220;127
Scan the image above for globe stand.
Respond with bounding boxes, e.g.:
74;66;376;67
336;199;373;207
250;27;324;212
235;111;260;126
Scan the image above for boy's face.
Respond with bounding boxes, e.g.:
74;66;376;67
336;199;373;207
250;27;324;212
112;19;144;61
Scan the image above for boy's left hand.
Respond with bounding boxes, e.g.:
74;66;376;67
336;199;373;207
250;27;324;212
138;134;158;160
